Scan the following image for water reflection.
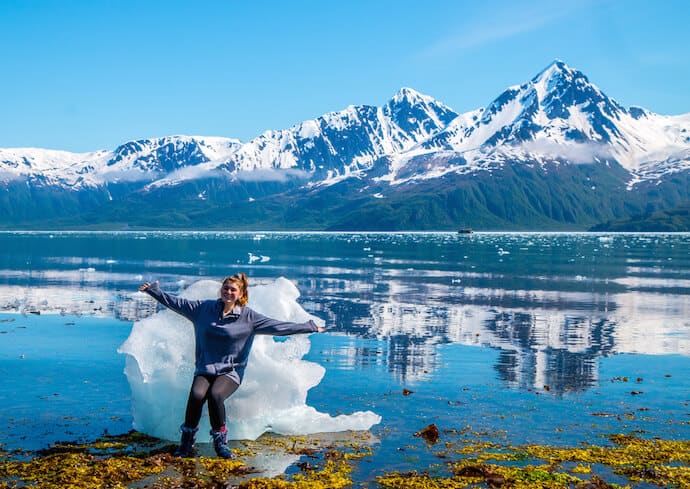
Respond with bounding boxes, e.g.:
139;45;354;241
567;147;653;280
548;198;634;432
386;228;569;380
315;284;688;391
0;232;688;395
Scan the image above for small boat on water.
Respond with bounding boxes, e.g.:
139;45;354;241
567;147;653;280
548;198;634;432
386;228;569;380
457;227;473;234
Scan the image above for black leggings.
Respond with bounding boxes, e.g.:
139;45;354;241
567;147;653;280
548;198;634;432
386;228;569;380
183;374;239;430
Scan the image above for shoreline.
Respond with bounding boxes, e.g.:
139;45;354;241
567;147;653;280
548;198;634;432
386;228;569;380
1;428;688;488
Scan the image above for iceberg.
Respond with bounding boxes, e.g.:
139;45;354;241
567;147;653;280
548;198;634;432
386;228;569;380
118;277;381;441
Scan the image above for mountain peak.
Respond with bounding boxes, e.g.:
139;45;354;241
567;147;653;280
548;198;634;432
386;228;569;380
390;87;431;106
383;87;459;139
531;59;582;87
545;58;568;70
385;87;457;120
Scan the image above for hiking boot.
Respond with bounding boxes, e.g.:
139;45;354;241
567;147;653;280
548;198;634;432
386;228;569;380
173;424;198;457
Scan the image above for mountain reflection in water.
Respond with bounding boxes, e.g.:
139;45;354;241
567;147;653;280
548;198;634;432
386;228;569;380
0;231;687;395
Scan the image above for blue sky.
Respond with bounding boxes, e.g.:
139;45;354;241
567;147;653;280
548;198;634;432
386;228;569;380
2;0;688;152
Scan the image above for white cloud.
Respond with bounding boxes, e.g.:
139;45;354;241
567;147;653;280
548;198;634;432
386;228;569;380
105;166;314;186
235;168;313;182
163;166;226;182
519;140;613;164
100;169;162;183
417;1;586;59
0;170;24;182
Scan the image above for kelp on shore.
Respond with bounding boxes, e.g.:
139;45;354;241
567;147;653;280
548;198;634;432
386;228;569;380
1;428;689;488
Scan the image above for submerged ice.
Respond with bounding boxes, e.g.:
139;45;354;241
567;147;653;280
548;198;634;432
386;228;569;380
118;277;381;441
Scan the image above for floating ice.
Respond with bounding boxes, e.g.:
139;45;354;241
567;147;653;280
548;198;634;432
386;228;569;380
118;277;381;441
248;252;270;264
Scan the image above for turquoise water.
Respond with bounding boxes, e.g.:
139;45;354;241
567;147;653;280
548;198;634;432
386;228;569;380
0;231;688;478
0;314;132;450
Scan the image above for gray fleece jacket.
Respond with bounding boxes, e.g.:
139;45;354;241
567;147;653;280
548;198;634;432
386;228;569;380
143;282;318;384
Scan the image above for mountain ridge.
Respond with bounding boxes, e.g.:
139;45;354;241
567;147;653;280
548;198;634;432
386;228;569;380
2;60;690;230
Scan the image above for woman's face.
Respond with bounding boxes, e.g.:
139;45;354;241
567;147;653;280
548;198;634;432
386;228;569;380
220;280;242;304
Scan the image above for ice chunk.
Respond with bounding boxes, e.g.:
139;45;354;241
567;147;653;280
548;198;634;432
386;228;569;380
118;278;381;441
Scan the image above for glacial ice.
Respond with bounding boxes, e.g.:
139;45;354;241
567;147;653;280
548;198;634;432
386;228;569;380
117;277;381;441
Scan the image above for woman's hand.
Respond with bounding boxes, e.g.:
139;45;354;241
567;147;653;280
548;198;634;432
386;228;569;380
309;320;326;333
138;282;151;292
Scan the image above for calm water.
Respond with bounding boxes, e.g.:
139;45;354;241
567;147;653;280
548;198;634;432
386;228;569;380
0;231;688;480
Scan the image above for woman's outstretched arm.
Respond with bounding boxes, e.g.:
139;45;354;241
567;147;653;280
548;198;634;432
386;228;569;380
139;281;203;321
249;308;325;335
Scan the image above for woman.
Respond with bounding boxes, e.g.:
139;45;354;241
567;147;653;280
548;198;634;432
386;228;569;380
139;272;324;458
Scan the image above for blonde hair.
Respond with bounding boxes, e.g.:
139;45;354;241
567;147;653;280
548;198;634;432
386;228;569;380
222;272;249;306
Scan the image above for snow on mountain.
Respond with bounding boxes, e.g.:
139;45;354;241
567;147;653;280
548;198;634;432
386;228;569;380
212;87;458;186
0;147;111;185
0;136;242;187
0;88;458;190
2;61;689;192
382;87;460;146
380;60;690;186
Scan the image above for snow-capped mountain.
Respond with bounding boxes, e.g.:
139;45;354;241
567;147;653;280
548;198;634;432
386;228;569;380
0;136;242;188
2;61;689;190
0;88;457;189
187;86;459;185
381;60;690;185
1;60;689;230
